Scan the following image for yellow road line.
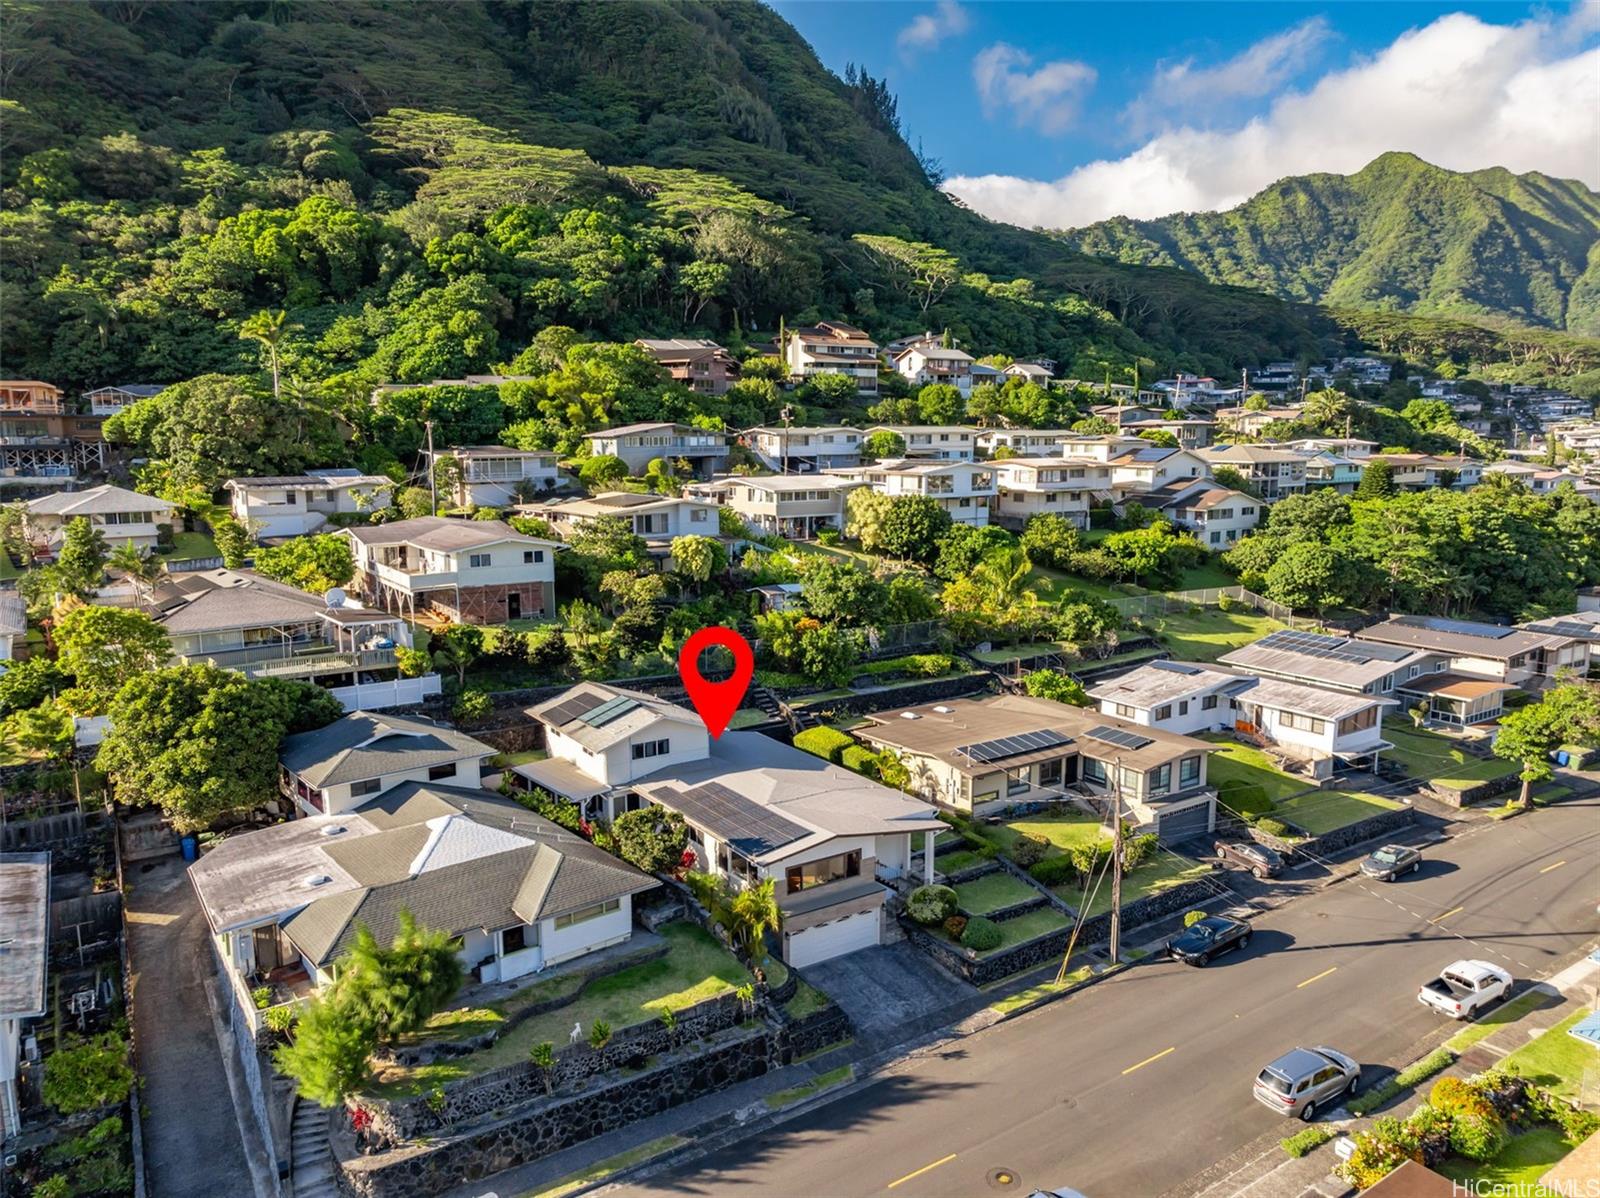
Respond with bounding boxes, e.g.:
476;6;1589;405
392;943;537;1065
1297;966;1338;989
1429;906;1463;923
1539;860;1567;874
1121;1046;1176;1075
887;1154;958;1189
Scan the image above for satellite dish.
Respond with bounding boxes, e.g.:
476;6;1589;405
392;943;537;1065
324;587;347;608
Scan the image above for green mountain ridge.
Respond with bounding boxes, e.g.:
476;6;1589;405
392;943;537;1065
1054;153;1600;335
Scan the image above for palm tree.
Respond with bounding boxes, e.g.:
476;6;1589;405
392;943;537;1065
727;878;782;971
108;542;165;605
238;309;293;399
973;546;1035;613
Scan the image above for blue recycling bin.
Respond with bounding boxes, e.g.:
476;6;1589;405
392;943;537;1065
1555;750;1570;768
180;834;198;861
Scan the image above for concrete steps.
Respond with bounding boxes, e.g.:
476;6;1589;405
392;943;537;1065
290;1099;338;1198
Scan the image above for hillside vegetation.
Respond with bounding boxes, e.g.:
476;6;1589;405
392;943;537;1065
1056;153;1600;335
1;0;1323;394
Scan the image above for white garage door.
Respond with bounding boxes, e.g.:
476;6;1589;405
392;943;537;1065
785;909;880;969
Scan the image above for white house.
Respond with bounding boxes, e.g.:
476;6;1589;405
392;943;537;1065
741;426;862;472
341;517;557;624
1003;362;1052;384
278;710;494;818
426;446;561;508
1057;434;1149;466
0;593;24;664
1089;661;1256;735
83;383;163;416
975;428;1080;458
1219;628;1425;699
525;684;945;968
689;475;852;539
1354;614;1589;705
1136;480;1260;547
825;458;996;527
582;423;730;477
527;492;723;559
1107;445;1210;497
225;469;393;539
1197;445;1307;501
25;484;176;552
891;343;975;396
864;425;979;461
991;457;1103;529
784;322;880;396
0;852;48;1140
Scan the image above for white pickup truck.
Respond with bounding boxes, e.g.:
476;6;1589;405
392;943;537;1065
1417;959;1512;1019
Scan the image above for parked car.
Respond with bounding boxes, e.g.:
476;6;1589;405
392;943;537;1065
1168;915;1253;966
1214;840;1284;878
1360;843;1422;881
1253;1046;1361;1121
1418;960;1512;1019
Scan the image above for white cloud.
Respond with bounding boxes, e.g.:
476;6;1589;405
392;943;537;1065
972;43;1097;136
948;12;1600;229
897;1;971;54
1122;18;1333;136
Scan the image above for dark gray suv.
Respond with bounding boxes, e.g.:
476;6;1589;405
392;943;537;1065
1253;1046;1360;1120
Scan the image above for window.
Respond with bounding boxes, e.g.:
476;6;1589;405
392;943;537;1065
468;552;491;568
1180;755;1201;787
785;851;860;894
1046;492;1058;503
501;925;526;955
631;738;670;760
1178;700;1189;716
1210;531;1222;545
690;508;707;523
523;550;545;564
1039;759;1063;787
1007;776;1030;795
1149;763;1172;796
1114;703;1135;718
1155;704;1173;720
1242;506;1256;516
1337;706;1379;735
1082;758;1107;785
554;899;621;929
1408;665;1422;679
351;777;382;797
1282;712;1327;734
1202;694;1218;711
428;763;456;781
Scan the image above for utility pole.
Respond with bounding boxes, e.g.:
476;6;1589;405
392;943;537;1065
1108;756;1124;965
779;404;792;476
425;419;437;515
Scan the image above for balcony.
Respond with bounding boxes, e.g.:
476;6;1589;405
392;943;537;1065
242;647;397;680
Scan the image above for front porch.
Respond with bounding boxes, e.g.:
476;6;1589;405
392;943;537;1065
1399;674;1516;726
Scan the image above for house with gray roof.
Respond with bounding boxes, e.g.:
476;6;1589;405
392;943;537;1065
25;484;176;551
1355;614;1589;695
188;783;656;1029
341;516;557;625
225;468;393;539
527;683;945;968
0;853;49;1139
582;423;730;477
279;710;495;817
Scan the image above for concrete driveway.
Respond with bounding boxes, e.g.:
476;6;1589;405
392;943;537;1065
800;940;978;1051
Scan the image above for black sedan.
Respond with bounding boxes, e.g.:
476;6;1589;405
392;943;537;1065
1214;839;1284;878
1360;843;1422;881
1167;915;1253;966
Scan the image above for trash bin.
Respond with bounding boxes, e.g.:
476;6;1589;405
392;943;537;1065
180;834;198;861
1555;750;1570;768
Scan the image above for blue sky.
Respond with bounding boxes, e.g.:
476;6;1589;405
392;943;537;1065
771;1;1600;227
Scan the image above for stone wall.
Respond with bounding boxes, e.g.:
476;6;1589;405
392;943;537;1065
1425;773;1519;809
790;672;994;719
776;1003;851;1063
1249;803;1417;858
335;1027;774;1198
1073;876;1223;951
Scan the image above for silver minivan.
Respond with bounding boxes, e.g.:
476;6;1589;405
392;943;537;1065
1253;1046;1360;1120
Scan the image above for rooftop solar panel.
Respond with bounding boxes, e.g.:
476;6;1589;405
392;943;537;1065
1086;726;1153;751
541;693;605;727
955;729;1071;765
1255;629;1372;663
580;696;640;727
1536;620;1600;638
1410;616;1514;639
661;781;808;856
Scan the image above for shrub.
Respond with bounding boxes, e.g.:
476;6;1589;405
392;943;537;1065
1256;817;1291;838
264;1005;299;1035
1007;834;1049;868
840;745;880;777
34;1177;70;1198
252;985;273;1010
960;916;1003;952
611;807;689;873
942;914;968;940
1395;1049;1455;1090
907;884;959;926
816;528;841;546
42;1032;134;1114
1338;1117;1418;1190
1428;1076;1495;1121
588;1020;613;1051
453;689;493;722
395;646;431;678
1028;856;1076;887
1183;910;1208;928
1448;1112;1508;1162
792;726;856;764
1280;1126;1333;1158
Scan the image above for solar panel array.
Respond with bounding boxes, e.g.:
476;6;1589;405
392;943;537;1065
1150;661;1202;676
1086;726;1153;750
579;696;640;727
1255;628;1374;664
664;781;808;855
1533;620;1600;639
955;729;1072;765
1410;616;1513;640
540;693;605;727
1133;446;1172;462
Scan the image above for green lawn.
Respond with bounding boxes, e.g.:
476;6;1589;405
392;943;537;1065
1445;989;1555;1053
0;554;19;581
368;923;747;1097
982;907;1071;953
1438;1126;1578;1188
1382;721;1518;790
954;872;1040;915
1203;737;1313;817
987;811;1110;860
783;980;831;1020
525;1135;689;1198
1056;851;1215;917
492;749;548;767
936;849;988;874
1273;790;1403;836
1026;563;1138;603
970;640;1076;665
1146;608;1286;662
1498;1008;1600;1105
763;1064;853;1110
161;531;218;561
1174;559;1236;591
728;709;770;730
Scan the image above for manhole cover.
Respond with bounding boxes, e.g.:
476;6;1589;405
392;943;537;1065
987;1167;1021;1190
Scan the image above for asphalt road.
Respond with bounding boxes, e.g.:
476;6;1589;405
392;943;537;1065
617;797;1600;1198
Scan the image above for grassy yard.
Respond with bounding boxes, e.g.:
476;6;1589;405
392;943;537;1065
969;639;1076;665
1445;989;1555;1053
728;709;770;730
981;907;1071;953
783;980;831;1020
161;531;218;561
1055;851;1215;917
492;749;548;767
1026;563;1138;603
1382;721;1518;789
986;810;1110;860
1145;608;1286;663
1203;738;1314;817
1273;790;1403;836
1174;559;1236;591
953;871;1040;915
1438;1126;1579;1189
0;554;19;581
1498;1008;1600;1106
369;923;747;1098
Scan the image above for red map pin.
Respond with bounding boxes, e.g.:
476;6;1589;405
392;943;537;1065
677;626;754;740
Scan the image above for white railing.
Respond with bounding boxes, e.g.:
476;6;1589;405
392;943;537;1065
329;674;441;711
